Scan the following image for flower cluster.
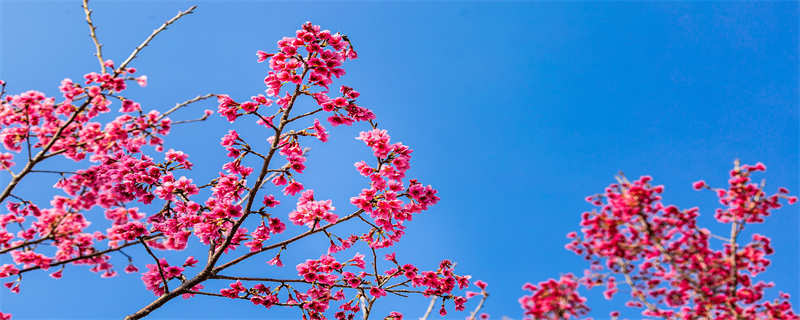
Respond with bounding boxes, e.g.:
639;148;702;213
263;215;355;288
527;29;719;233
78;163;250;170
522;162;797;319
0;17;484;320
141;258;185;296
518;274;589;320
216;253;484;320
289;190;337;228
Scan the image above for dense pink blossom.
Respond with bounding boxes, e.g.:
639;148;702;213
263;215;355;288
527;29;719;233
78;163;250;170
519;274;589;319
523;162;799;319
288;190;337;227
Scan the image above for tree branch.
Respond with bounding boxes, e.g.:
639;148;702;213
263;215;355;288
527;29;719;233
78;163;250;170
82;0;105;73
157;93;216;121
420;296;437;320
140;237;169;295
115;5;197;75
467;292;489;320
213;209;364;273
18;233;163;275
0;100;92;204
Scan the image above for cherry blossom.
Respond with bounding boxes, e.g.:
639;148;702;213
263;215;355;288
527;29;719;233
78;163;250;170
0;8;483;320
522;161;797;319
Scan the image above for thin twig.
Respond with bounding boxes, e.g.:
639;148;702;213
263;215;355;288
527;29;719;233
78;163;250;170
420;297;437;320
211;275;307;283
82;0;105;73
157;93;215;121
29;170;79;175
183;291;296;308
213;209;364;273
727;220;741;317
140;237;170;295
171;116;210;125
467;292;489;320
371;247;380;286
18;233;163;274
115;5;198;75
24;106;32;160
0;237;50;254
616;259;661;315
287;107;323;123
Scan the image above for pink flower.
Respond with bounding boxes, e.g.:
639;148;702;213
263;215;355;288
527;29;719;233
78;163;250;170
0;153;14;169
283;181;304;196
49;270;63;279
288;189;337;227
183;256;198;268
369;286;386;298
267;254;283;267
263;194;280;207
327;115;354;127
120;99;141;113
272;174;288;186
350;253;366;269
312;119;328;142
256;50;273;63
125;264;139;273
356;129;392;158
136;75;148;87
220;130;239;147
269;217;286;234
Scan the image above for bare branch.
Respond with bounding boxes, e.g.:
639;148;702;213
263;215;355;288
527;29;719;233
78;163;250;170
287;107;323;123
115;5;198;75
29;169;79;175
467;293;489;320
211;274;307;283
0;237;50;255
420;297;437;320
157;93;216;121
182;291;294;307
360;294;369;320
82;0;105;73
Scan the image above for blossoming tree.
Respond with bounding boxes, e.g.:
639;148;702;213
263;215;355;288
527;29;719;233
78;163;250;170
519;162;798;320
0;2;796;320
0;2;488;319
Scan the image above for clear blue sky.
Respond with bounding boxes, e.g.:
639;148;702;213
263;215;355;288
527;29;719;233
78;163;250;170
0;1;797;319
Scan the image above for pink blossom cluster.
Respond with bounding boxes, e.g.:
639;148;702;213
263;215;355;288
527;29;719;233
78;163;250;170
141;258;185;295
1;66;167;163
518;274;589;319
0;18;485;320
289;190;337;228
520;162;797;319
214;252;485;320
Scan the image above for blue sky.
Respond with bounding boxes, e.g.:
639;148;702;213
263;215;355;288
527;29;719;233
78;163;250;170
0;1;797;319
